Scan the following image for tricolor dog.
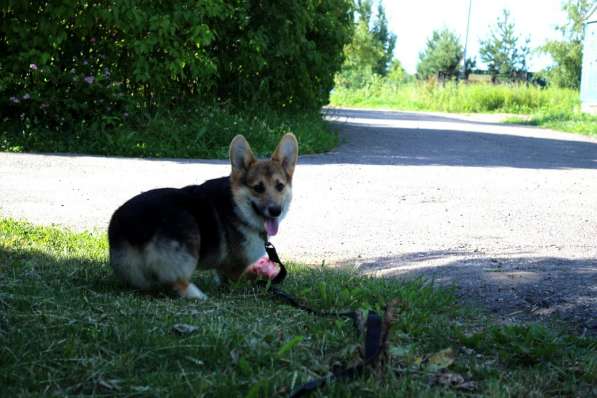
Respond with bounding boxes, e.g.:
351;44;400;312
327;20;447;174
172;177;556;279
107;133;298;299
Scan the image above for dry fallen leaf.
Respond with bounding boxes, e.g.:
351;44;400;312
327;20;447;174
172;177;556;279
431;371;477;391
97;378;122;391
426;347;455;371
172;323;199;335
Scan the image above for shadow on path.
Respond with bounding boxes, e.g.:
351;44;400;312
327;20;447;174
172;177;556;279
8;109;596;170
345;251;597;335
302;119;597;169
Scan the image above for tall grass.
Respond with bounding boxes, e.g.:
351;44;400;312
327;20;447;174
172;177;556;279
330;80;580;115
0;104;338;159
505;111;597;137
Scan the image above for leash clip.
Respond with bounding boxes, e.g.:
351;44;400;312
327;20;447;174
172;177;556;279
264;241;287;284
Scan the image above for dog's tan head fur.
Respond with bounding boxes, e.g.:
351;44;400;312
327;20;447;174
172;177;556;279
229;133;298;236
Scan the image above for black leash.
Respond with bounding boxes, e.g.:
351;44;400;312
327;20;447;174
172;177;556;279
261;242;392;397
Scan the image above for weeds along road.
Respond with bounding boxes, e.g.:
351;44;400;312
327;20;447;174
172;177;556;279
1;108;596;332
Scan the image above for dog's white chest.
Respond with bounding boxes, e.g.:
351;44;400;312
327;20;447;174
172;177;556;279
242;232;266;264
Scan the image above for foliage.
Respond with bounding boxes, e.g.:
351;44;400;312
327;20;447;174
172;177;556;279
212;0;354;109
0;0;353;152
386;59;409;84
331;80;596;137
0;103;338;158
331;81;580;114
479;9;530;82
335;0;397;89
506;110;597;137
541;0;596;89
371;1;396;76
334;16;385;89
464;57;477;79
416;28;463;80
1;218;596;396
1;0;230;128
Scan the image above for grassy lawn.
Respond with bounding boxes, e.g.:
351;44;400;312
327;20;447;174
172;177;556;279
0;104;338;159
505;112;597;138
1;218;595;397
330;82;597;138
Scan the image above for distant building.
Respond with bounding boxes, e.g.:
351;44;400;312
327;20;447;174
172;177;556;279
581;4;597;113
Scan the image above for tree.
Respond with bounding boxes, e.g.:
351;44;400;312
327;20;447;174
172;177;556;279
335;0;397;88
479;9;530;82
371;2;397;76
541;0;595;89
416;28;463;80
335;15;385;88
386;59;408;83
464;57;477;79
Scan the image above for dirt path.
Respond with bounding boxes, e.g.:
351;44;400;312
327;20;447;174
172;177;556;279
1;108;596;333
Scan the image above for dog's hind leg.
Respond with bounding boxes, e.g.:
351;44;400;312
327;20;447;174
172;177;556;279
144;237;207;299
172;279;207;300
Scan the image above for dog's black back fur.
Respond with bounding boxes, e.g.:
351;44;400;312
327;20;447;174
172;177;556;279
108;177;244;265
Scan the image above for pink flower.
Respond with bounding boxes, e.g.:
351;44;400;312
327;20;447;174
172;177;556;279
84;76;95;84
29;64;38;70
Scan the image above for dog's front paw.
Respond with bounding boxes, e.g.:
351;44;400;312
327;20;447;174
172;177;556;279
180;282;208;300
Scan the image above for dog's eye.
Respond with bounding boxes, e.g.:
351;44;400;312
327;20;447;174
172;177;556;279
275;182;285;192
252;183;265;193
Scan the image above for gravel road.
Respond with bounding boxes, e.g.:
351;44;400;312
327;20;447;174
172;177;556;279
1;108;596;333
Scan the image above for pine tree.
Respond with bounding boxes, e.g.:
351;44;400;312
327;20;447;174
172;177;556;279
416;29;463;80
479;9;530;82
371;2;396;76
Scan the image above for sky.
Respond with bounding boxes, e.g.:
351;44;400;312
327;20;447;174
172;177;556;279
382;0;569;73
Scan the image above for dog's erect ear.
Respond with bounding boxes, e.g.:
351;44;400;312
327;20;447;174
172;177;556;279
272;133;298;179
229;135;256;172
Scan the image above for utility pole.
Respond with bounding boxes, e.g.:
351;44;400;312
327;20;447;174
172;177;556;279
461;0;472;80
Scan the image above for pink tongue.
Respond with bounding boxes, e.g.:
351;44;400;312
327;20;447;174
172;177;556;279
264;219;279;236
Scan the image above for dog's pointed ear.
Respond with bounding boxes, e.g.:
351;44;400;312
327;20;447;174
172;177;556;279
272;133;298;179
229;135;256;172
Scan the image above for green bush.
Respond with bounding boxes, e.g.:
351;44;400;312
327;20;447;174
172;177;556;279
214;0;353;109
1;1;227;124
0;0;352;151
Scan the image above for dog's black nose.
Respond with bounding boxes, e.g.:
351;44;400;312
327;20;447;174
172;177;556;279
268;205;282;217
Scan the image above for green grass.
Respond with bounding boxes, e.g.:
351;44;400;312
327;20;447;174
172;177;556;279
330;81;597;138
0;104;338;159
330;81;579;114
505;111;597;138
1;218;596;397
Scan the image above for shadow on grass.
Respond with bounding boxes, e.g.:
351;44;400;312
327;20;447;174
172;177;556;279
345;251;597;335
2;240;596;397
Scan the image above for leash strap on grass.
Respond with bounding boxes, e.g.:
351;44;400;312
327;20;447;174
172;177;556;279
289;311;384;398
262;242;391;397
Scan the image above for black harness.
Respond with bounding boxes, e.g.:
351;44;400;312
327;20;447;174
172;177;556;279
260;242;395;397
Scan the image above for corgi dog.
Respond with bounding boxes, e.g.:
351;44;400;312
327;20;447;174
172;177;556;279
107;133;298;299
